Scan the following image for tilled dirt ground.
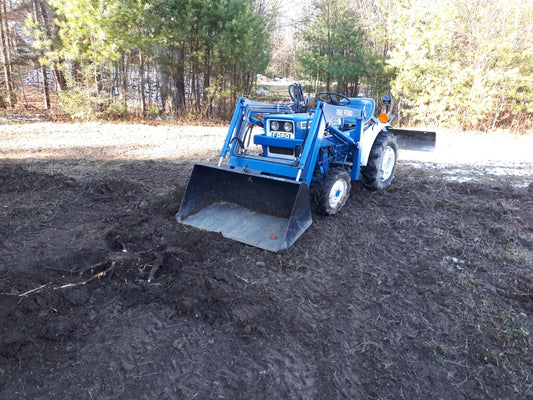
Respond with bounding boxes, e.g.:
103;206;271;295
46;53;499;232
0;123;532;400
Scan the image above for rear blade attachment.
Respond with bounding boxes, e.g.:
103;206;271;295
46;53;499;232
176;164;312;252
388;128;436;152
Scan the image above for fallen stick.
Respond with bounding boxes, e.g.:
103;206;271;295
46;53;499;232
148;254;166;283
84;262;117;284
18;283;51;297
234;274;251;284
55;282;82;290
76;261;107;275
147;247;183;283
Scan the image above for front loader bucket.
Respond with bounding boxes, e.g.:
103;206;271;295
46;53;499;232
176;164;312;252
388;128;436;152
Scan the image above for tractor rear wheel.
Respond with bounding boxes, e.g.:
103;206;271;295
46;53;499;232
313;168;351;215
360;130;398;191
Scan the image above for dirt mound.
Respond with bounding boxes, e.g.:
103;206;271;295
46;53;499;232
0;164;76;193
81;178;142;202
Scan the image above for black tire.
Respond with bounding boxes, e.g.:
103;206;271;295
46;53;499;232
360;131;398;191
312;168;352;215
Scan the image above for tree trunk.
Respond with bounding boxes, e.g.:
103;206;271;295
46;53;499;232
72;61;82;84
172;45;186;116
139;49;146;115
52;65;67;91
37;0;66;91
121;54;128;111
204;45;211;117
147;57;152;108
40;64;50;109
159;63;168;114
0;0;15;107
32;0;50;109
190;42;196;110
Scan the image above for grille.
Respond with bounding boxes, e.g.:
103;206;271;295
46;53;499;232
269;146;294;156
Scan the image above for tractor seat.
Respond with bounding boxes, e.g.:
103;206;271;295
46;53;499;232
346;98;375;123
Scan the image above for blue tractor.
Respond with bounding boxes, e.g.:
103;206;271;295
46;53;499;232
177;84;435;251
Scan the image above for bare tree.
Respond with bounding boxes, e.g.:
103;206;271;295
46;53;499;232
32;0;49;108
0;0;16;107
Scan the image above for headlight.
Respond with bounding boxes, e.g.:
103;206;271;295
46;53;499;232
271;121;279;131
283;122;293;132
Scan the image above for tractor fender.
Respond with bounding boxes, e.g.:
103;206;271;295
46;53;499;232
359;121;390;166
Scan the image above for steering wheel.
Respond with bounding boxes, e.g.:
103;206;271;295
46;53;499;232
317;92;351;106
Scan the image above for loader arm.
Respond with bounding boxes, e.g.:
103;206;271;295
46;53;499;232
219;98;294;165
295;102;327;183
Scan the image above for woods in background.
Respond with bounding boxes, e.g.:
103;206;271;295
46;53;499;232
0;0;531;130
2;0;274;118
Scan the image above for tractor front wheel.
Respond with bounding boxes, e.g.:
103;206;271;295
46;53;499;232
313;168;351;215
360;131;398;191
